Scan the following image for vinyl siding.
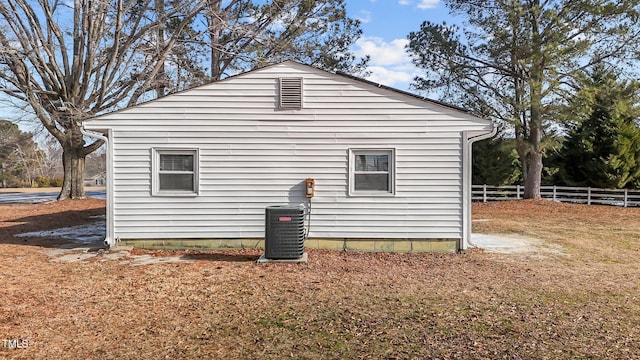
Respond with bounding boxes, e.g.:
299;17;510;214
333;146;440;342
86;62;491;241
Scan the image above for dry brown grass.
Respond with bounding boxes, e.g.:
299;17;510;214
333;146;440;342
1;199;640;359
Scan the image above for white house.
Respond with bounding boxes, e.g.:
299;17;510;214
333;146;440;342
83;61;494;252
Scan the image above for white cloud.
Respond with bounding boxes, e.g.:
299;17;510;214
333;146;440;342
417;0;439;9
355;37;410;66
353;36;419;89
398;0;439;9
365;66;415;87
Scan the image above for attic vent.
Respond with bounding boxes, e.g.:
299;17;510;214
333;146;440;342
279;77;303;109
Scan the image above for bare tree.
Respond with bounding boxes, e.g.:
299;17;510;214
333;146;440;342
0;119;42;187
0;0;205;199
0;0;366;200
155;0;368;89
39;136;63;181
8;143;44;187
201;0;368;81
85;148;107;185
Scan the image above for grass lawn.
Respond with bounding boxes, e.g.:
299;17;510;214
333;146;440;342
1;199;639;359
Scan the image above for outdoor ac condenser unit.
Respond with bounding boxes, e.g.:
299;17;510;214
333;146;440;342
264;205;305;260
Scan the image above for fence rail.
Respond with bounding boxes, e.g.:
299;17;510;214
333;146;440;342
472;185;640;207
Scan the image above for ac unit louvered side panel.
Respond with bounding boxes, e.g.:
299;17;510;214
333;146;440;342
279;78;303;109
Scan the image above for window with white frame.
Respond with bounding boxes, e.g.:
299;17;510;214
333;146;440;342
152;148;199;196
349;149;395;195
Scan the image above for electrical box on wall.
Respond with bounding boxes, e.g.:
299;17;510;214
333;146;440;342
305;178;315;198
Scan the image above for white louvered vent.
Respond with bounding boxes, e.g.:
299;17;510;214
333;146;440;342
279;77;303;109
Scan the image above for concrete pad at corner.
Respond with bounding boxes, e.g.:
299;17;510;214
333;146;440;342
471;233;530;250
470;233;564;255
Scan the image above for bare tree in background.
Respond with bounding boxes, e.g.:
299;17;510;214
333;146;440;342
0;0;205;199
85;149;107;185
39;137;64;181
7;143;45;187
156;0;369;91
0;120;43;187
0;0;366;199
202;0;367;81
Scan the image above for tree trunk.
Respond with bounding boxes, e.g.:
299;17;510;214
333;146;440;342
155;0;166;98
208;0;223;80
524;150;543;199
58;149;86;200
524;94;544;199
58;127;86;200
525;5;544;200
523;97;543;199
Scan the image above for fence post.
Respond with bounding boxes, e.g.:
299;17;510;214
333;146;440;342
588;187;591;205
553;185;557;202
483;184;487;203
517;185;521;199
624;189;628;208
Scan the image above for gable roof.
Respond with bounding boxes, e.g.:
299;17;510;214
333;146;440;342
86;60;486;122
233;60;476;115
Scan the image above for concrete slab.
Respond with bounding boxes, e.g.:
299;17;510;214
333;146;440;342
471;233;528;250
256;253;308;264
471;233;565;255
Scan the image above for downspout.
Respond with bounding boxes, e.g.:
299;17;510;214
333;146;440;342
462;123;497;251
80;125;115;248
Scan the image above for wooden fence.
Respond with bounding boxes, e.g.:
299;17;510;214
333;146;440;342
472;185;640;207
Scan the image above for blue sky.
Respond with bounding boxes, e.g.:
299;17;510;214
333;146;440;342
345;0;453;92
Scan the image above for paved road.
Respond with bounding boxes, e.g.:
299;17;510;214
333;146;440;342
0;190;106;204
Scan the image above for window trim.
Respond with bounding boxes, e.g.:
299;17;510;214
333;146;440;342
152;148;199;197
348;148;396;196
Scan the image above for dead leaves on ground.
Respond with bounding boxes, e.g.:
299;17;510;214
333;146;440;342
1;199;640;359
